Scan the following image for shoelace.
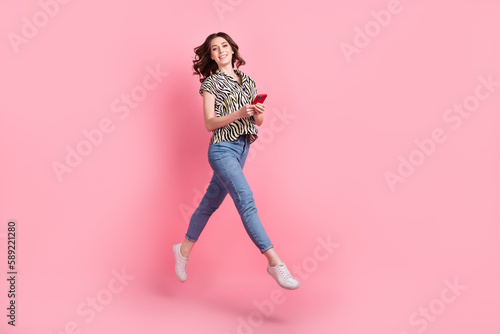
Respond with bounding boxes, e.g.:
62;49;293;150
180;258;188;272
177;248;189;272
276;264;293;281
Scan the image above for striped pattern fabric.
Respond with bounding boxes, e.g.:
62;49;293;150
199;69;259;145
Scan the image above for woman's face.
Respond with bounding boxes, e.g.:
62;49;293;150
210;37;234;68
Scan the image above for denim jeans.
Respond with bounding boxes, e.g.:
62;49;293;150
185;134;274;253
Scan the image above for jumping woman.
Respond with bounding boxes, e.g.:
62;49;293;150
173;32;299;290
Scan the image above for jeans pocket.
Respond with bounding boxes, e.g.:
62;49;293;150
208;143;224;163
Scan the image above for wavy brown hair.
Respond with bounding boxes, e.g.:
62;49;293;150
192;32;246;83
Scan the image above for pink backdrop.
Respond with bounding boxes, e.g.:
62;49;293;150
1;0;499;333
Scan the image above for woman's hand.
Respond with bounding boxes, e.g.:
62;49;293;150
236;104;255;118
252;103;264;126
253;103;265;114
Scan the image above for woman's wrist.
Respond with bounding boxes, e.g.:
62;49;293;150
253;112;263;126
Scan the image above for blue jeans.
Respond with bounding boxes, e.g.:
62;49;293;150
185;134;274;253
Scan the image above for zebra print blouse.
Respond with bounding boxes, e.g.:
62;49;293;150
199;69;259;145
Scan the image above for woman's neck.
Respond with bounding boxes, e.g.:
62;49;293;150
218;64;236;76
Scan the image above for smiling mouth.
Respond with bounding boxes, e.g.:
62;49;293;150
219;55;228;60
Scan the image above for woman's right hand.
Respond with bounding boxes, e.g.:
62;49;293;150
236;104;255;119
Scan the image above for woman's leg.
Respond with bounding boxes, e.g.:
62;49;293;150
180;238;195;258
263;248;283;267
231;138;299;289
183;171;228;257
174;171;228;282
233;139;283;266
208;138;274;254
209;138;299;289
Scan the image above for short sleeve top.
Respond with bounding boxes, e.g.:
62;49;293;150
199;69;259;145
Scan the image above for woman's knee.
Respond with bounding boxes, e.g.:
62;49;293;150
237;195;257;217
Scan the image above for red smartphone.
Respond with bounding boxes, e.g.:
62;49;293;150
252;94;267;104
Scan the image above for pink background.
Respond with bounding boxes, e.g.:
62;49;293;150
1;0;499;333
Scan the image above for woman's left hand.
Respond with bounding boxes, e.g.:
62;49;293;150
254;103;265;114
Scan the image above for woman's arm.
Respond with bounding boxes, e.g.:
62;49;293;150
202;91;255;131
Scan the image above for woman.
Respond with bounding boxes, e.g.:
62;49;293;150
173;32;299;290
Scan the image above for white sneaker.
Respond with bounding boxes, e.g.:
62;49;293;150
173;243;189;282
267;263;300;290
